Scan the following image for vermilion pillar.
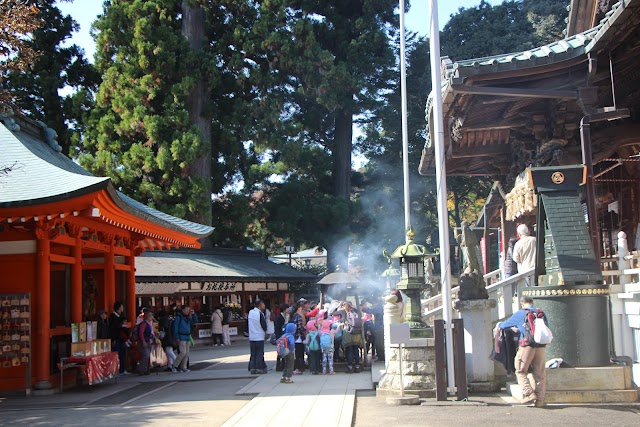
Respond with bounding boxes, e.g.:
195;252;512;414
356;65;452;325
126;253;136;325
71;238;83;323
35;229;51;390
104;243;115;314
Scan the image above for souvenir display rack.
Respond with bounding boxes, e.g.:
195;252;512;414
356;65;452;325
0;293;31;395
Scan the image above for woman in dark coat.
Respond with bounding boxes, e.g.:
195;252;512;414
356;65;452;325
97;310;110;339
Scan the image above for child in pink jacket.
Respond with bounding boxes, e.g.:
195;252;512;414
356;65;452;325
304;320;322;374
320;319;341;374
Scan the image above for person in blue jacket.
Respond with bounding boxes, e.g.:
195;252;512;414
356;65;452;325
172;305;198;373
280;323;296;384
499;295;547;407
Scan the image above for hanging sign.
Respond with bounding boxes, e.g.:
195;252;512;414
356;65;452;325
202;282;240;293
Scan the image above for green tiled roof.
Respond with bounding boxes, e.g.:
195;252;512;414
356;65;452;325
112;190;213;238
1;118;109;206
449;30;595;84
0;117;213;238
422;0;636;152
450;0;627;82
135;249;319;282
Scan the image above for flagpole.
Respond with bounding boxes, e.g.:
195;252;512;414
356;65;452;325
399;0;411;236
428;0;455;395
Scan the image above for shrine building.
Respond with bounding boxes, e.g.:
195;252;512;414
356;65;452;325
0;113;213;393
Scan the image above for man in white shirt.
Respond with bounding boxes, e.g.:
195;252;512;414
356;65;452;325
248;299;267;374
513;224;536;285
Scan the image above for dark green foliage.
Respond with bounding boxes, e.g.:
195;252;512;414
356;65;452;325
78;0;255;225
232;0;399;269
3;0;99;154
70;0;569;271
441;0;570;61
79;0;201;220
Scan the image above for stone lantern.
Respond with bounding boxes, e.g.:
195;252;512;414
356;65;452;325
384;226;433;338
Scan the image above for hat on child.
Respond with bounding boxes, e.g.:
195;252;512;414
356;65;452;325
306;320;317;331
321;320;332;333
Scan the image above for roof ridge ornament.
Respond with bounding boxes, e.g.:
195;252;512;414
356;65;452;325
405;225;416;242
35;120;62;152
0;110;20;132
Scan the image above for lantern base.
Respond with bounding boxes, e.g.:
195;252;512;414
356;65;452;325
408;321;432;339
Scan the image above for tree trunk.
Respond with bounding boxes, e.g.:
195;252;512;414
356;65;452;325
182;1;212;231
327;107;352;272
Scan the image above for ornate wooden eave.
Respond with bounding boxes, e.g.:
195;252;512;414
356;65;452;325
420;0;640;183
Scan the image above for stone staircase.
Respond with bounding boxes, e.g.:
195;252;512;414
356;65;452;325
507;366;638;403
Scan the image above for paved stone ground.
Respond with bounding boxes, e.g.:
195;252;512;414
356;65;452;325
354;390;640;427
0;342;258;425
2;341;639;426
223;361;371;427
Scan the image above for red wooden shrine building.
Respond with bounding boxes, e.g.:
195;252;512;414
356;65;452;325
0;113;213;392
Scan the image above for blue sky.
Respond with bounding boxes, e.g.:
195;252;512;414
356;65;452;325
57;0;502;62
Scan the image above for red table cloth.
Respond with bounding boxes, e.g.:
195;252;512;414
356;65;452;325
67;352;119;385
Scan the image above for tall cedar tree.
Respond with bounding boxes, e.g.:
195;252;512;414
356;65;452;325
79;0;249;225
0;0;41;108
3;0;99;155
354;0;568;276
244;0;399;270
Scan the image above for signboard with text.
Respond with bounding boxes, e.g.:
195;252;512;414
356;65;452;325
202;282;240;293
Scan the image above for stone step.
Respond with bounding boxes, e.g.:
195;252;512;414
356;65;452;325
508;382;638;403
546;366;632;391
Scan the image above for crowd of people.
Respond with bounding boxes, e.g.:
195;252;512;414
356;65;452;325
246;296;384;384
106;301;198;376
100;293;385;382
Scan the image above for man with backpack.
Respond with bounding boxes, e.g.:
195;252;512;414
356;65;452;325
498;295;549;407
172;305;198;373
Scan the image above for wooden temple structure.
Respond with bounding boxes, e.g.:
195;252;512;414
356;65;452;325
420;0;640;373
421;0;640;262
0;113;213;392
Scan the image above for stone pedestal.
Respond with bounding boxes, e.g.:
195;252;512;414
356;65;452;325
376;338;436;398
454;299;500;392
401;288;431;338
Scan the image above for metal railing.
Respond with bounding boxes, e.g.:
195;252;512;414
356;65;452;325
423;268;534;325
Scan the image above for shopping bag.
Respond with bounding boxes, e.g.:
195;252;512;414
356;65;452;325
533;318;553;345
150;344;168;368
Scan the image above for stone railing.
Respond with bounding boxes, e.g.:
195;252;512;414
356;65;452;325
422;268;534;325
605;231;640;291
606;231;640;362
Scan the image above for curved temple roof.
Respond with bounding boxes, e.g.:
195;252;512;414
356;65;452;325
0;115;213;242
421;0;638;175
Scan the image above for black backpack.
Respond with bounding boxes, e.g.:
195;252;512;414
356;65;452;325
519;309;548;348
349;314;362;334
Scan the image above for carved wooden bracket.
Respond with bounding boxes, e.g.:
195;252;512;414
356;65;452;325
67;223;82;238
